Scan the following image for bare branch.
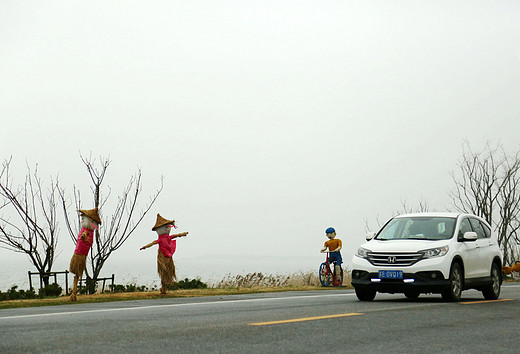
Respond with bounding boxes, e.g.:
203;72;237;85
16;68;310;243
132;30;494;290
62;155;163;287
0;158;59;285
450;141;520;266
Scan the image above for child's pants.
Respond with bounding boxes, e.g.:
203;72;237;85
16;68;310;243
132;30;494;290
328;251;342;266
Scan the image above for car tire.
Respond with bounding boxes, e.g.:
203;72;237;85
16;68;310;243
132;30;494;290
355;287;376;301
441;262;463;302
404;290;420;299
482;263;501;300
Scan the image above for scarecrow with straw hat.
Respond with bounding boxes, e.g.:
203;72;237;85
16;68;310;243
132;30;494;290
140;214;188;294
69;207;101;301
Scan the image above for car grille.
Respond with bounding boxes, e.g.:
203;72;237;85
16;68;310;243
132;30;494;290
367;252;423;266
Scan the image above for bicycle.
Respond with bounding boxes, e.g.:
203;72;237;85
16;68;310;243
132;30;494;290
319;252;343;287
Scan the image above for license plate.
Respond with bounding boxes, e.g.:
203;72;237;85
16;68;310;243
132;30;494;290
378;270;403;279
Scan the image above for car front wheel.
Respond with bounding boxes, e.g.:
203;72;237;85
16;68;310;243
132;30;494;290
404;290;420;299
441;262;463;302
355;287;376;301
482;263;501;300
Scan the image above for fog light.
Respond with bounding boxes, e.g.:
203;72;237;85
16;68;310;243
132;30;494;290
371;278;382;282
431;273;437;279
403;279;415;283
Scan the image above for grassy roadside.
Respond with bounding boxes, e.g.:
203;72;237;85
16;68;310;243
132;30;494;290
0;285;351;310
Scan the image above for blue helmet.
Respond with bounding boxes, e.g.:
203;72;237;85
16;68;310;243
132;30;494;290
325;227;335;234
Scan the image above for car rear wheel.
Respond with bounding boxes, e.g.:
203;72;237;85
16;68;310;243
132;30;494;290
482;263;501;300
355;287;376;301
441;262;463;302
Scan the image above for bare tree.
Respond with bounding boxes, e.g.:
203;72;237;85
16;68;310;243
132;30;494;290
364;198;433;233
395;198;432;215
449;141;502;224
450;141;520;266
59;155;163;292
495;155;520;266
0;158;59;287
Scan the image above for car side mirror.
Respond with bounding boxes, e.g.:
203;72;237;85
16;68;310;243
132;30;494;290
463;231;477;241
366;232;376;241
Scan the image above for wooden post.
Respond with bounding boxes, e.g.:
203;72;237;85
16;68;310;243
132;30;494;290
65;270;69;296
28;271;32;291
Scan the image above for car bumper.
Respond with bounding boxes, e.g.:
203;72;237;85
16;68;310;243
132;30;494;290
351;270;451;294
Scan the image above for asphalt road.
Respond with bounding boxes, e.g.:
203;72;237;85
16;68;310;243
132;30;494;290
0;285;519;353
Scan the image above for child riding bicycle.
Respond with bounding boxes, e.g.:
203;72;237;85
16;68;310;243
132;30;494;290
320;227;342;276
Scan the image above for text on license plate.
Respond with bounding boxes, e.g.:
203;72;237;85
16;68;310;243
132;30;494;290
378;270;404;279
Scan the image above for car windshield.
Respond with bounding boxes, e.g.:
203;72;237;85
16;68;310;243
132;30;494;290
376;217;456;241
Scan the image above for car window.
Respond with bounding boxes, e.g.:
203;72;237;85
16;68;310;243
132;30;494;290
469;218;487;239
458;218;472;239
378;219;399;239
481;221;491;238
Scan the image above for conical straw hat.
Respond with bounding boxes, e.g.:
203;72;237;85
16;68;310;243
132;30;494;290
152;213;175;231
78;207;102;225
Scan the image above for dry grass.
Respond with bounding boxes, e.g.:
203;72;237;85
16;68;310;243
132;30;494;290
215;273;291;288
0;269;353;310
214;269;352;288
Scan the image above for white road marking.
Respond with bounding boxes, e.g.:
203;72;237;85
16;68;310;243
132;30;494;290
0;292;356;321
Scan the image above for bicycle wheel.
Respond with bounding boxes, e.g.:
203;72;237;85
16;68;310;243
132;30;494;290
332;267;343;287
319;263;331;287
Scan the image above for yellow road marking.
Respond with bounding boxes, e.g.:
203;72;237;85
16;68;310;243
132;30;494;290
249;313;363;326
461;299;514;305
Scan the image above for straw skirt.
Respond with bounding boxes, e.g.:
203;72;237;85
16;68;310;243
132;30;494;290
69;253;87;277
157;250;176;285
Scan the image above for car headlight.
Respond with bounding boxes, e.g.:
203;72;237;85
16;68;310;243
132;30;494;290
356;247;371;258
421;246;449;259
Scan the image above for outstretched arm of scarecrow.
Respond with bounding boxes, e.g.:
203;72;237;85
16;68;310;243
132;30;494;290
140;240;157;250
170;232;189;239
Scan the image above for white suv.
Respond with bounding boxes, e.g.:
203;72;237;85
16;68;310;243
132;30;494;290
351;213;502;302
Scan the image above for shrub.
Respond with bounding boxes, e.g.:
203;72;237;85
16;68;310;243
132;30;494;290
38;283;63;297
0;285;38;301
20;288;38;299
169;278;208;290
109;283;148;293
7;285;22;300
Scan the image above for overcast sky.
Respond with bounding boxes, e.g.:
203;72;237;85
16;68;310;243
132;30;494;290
1;1;519;287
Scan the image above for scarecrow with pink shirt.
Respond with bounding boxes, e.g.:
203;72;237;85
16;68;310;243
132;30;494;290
140;214;188;294
69;207;101;301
